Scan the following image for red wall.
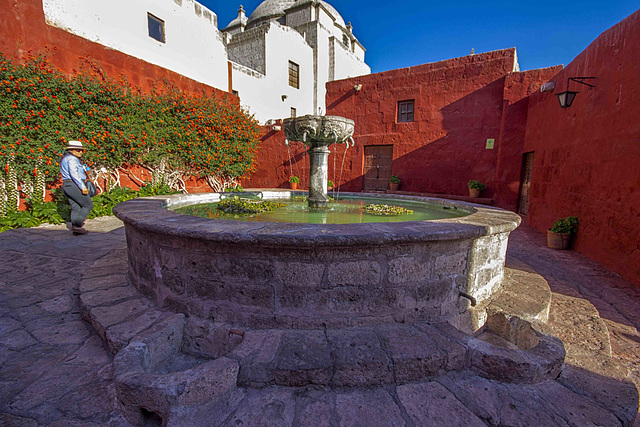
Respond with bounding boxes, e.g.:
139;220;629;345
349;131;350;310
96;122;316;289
0;0;231;100
323;49;556;203
242;121;354;190
523;10;640;286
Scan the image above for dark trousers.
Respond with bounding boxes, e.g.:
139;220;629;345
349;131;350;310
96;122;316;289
62;180;93;227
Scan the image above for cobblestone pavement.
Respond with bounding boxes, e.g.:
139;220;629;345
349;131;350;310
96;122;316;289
0;217;638;426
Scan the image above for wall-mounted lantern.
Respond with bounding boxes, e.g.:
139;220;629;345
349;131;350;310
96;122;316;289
353;84;362;92
556;77;596;109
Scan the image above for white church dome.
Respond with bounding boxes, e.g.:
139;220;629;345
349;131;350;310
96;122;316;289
246;0;346;29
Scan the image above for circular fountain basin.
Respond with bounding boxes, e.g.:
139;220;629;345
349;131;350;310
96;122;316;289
113;191;520;330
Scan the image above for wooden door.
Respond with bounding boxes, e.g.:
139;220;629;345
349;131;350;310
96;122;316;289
363;145;394;191
518;152;534;216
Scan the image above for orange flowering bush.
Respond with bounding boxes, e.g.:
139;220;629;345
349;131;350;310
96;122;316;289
0;51;260;213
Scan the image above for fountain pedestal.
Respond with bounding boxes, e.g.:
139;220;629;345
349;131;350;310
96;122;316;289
283;115;354;208
308;145;330;207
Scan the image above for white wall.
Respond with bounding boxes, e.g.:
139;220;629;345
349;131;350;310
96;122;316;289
232;24;314;123
42;0;229;91
333;40;371;81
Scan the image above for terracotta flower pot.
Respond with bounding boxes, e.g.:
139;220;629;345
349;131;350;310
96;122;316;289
290;182;298;190
389;182;399;191
547;230;571;250
469;188;481;198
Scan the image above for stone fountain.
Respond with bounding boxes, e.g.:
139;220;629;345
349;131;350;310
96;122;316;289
282;115;354;208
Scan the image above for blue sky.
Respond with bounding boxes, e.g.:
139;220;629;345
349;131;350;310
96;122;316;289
201;1;638;73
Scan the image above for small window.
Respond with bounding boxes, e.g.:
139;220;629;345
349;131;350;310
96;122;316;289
148;13;165;43
397;100;414;123
288;61;299;89
291;107;297;118
342;34;349;46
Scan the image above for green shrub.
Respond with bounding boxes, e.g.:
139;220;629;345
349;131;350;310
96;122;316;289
550;216;579;234
224;185;244;192
467;180;486;190
0;184;179;233
0;51;260;213
390;175;401;184
289;176;300;184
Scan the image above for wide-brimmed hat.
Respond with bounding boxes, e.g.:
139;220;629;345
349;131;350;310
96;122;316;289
64;140;86;151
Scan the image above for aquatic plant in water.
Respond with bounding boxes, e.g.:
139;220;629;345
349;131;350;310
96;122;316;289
363;204;414;216
216;197;285;215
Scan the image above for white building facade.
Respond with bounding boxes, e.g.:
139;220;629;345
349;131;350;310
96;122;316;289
223;0;370;122
41;0;370;124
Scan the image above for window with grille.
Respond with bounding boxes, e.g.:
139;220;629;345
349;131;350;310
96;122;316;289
288;61;299;89
397;100;414;123
148;13;165;43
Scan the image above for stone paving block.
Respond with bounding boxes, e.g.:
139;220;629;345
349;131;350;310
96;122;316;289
79;274;128;293
63;335;111;367
84;298;153;341
134;313;186;371
36;295;75;314
489;267;551;323
335;388;406;426
326;328;393;387
397;381;485;426
29;320;92;345
105;310;172;355
8;365;99;412
293;389;336;427
182;317;243;359
444;371;571;426
557;364;639;425
80;285;141;310
222;387;296;426
468;331;564;384
0;316;22;335
376;325;447;383
55;379;119;421
0;413;38;427
536;380;621;426
227;329;284;386
168;388;246;427
273;330;333;386
415;323;468;371
116;356;238;426
0;329;37;351
82;264;129;279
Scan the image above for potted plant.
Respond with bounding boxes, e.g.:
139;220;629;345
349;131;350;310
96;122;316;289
547;216;579;250
390;175;401;191
289;176;300;190
327;180;334;191
467;180;486;198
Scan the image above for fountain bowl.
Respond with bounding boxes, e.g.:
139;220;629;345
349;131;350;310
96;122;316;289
282;115;354;147
114;192;520;331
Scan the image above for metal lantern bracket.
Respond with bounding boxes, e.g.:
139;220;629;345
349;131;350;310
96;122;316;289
556;77;596;109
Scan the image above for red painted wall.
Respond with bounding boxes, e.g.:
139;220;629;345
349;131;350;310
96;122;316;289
0;0;231;100
523;10;640;286
242;120;353;190
323;49;555;203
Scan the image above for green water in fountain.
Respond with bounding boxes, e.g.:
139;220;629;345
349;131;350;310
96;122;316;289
174;197;470;224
